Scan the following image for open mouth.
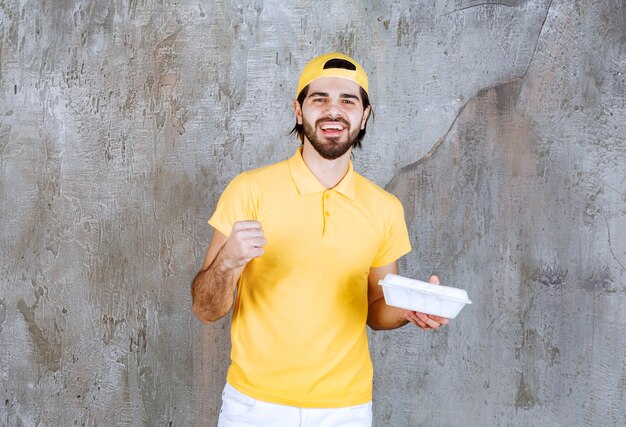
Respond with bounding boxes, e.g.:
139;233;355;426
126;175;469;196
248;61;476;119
319;122;346;137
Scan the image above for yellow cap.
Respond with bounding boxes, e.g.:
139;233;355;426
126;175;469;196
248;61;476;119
296;52;369;98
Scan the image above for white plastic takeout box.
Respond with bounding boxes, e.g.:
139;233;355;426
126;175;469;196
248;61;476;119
378;274;472;319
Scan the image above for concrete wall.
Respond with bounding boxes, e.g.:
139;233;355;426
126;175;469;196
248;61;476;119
1;1;624;426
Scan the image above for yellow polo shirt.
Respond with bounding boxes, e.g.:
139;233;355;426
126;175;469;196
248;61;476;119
209;148;411;408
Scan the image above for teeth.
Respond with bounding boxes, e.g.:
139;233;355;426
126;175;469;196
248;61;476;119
321;124;343;130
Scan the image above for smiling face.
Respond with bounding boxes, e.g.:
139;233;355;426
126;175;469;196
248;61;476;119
295;77;371;160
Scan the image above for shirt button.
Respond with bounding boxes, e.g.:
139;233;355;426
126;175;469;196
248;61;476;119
325;193;330;199
325;211;330;216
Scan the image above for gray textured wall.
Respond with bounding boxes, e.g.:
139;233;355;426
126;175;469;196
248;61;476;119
1;1;624;426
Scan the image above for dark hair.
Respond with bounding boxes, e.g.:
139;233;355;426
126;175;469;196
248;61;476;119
290;85;372;149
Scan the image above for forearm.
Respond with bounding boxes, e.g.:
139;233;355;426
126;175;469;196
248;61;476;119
191;251;239;323
367;299;409;330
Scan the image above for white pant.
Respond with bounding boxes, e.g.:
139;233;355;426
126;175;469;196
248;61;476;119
217;383;373;427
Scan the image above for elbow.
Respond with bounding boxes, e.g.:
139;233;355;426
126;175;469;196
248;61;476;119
192;305;225;323
191;299;230;323
190;274;233;323
367;314;404;331
367;320;385;331
366;317;382;331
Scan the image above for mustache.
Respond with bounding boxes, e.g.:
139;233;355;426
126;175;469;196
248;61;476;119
315;117;350;128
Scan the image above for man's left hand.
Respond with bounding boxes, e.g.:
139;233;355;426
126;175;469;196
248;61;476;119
403;275;450;330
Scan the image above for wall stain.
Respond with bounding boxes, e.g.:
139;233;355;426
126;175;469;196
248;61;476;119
396;15;410;48
16;296;62;372
0;298;6;333
531;264;567;291
584;266;617;293
129;307;148;359
515;373;537;410
102;314;125;345
336;28;356;55
517;328;561;367
147;27;188;136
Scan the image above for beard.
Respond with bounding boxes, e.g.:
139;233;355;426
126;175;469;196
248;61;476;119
302;117;360;160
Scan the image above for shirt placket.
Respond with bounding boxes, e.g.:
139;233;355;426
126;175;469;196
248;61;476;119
322;190;335;243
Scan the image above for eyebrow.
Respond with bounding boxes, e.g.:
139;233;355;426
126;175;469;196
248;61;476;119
308;92;361;101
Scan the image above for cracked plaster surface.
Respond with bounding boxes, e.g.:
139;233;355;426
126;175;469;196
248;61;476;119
1;0;624;425
376;1;625;425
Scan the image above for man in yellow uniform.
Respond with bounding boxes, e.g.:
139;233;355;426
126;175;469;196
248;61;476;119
192;52;448;427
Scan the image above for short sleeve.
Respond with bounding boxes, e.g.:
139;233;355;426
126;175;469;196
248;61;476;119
371;197;412;267
208;172;257;237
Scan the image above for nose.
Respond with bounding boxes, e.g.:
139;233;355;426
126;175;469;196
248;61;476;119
323;99;343;118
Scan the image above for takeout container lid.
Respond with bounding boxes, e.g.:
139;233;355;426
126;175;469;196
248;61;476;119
378;274;472;319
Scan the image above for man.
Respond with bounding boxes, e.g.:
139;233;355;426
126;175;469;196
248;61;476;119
192;52;448;427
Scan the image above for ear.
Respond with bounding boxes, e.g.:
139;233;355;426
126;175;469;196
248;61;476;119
294;100;303;125
360;105;371;130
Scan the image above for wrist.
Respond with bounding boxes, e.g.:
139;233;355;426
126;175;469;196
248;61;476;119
213;250;241;273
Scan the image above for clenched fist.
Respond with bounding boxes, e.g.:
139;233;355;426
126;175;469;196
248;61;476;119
220;221;267;270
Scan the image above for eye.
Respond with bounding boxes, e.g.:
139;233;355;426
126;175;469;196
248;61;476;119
342;99;355;105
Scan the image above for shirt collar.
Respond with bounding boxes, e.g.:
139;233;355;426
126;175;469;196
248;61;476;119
288;147;356;200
